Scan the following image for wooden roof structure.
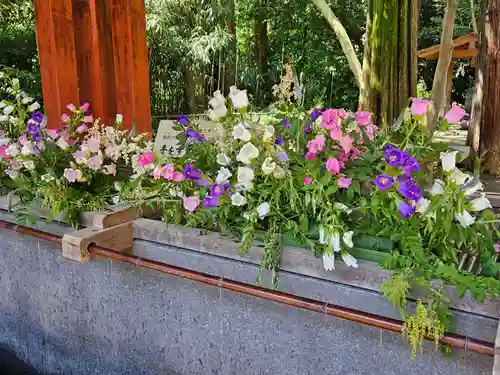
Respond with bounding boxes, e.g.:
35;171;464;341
417;32;478;62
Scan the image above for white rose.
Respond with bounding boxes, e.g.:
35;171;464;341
237;166;254;183
28;102;40;112
0;115;8;122
231;192;247;206
322;253;335;271
229;86;249;109
455;210;475;228
440;151;458;172
232;123;251;141
470;195;492;212
216;153;231;166
263;125;275;141
416;198;430;213
450;168;471;186
3;105;14;115
236;142;259;165
257;202;270;219
341;252;359;268
272;165;286;179
5;144;19;157
429;179;445;196
216;167;232;184
261;157;276;175
342;231;354;248
23;160;35;170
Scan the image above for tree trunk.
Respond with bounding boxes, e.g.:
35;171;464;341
311;0;363;88
427;0;457;136
254;0;269;104
183;68;197;113
481;0;500;175
361;0;419;128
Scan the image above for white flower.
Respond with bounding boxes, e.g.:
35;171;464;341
229;86;249;109
343;231;354;248
0;101;6;109
429;179;445;196
341;252;359;268
56;137;69;150
463;181;484;196
116;114;123;123
0;115;8;122
216;167;232;184
5;144;19;157
237;166;254;183
6;170;19;179
103;164;117;176
216;153;231;166
87;154;103;170
235;181;253;191
263;125;275;141
455;210;475;228
63;168;83;183
257;202;270;219
450;168;471;186
272;165;286;179
322;253;335;271
261;157;276;175
208;90;228;120
334;202;352;214
41;174;55;182
11;78;19;86
416;198;430;213
471;195;492;212
21;143;37;156
440;151;458;172
28;102;40;112
232;123;251;141
23;160;35;170
231;192;247;206
22;97;33;104
3;105;14;115
236;142;259;165
209;90;226;108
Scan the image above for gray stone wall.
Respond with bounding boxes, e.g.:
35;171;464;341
0;219;496;375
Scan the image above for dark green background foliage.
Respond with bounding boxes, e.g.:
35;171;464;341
0;0;478;125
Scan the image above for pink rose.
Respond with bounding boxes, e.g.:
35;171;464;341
304;177;313;185
162;164;175;180
137;152;154;168
80;102;91;112
339;135;353;154
410;98;432;116
337;177;352;189
444;102;467;124
326;158;340;176
183;196;200;212
83;115;93;123
171;172;184;182
355;111;371;127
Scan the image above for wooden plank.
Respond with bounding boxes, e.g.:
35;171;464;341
494;321;500;375
34;0;80;128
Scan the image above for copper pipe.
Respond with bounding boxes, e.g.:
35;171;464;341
0;219;495;356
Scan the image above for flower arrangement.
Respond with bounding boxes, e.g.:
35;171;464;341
0;72;498;357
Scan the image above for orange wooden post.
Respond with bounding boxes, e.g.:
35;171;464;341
34;0;80;128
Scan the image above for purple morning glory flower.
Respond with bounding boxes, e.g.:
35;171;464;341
275;136;285;147
183;164;201;181
281;119;291;129
384;146;408;167
196;177;212;187
403;156;420;175
177;114;189;126
373;174;393;190
31;111;44;123
397;182;422;201
209;183;224;197
311;108;323;123
398;202;415;219
204;195;219;208
278;152;288;162
397;175;413;184
32;132;41;142
304;123;312;136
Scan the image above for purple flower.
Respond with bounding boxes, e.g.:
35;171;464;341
209;183;224;197
177;114;189;126
275;136;285;147
397;175;413;184
183;164;201;181
398;202;415;219
204;195;219;208
311;108;323;123
397;182;422;201
494;243;500;253
281;119;291;129
373;174;393;190
185;128;201;139
403;156;420;175
31;111;44;123
304;123;312;136
196;177;212;187
278;152;288;162
384;146;408;167
31;132;41;142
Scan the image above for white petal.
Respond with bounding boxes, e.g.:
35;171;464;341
470;195;492;212
450;168;471;186
341;253;359;268
322;253;335;271
342;231;354;248
416;198;430;213
440;151;458;172
429;179;445;196
455;210;475;228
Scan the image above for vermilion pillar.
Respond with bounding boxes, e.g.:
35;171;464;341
34;0;152;134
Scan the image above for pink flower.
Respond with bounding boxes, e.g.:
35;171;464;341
63;168;83;183
103;164;116;176
76;124;89;134
46;129;59;140
137;152;154;168
19;134;28;146
86;137;100;153
326;158;340;176
339;135;354;154
330;127;343;141
66;104;76;112
365;124;378;141
153;165;163;180
0;144;10;158
304;177;313;185
162;164;175;180
61;113;71;124
73;149;87;164
87;154;103;170
183;196;200;212
337;177;352;189
410;98;432;116
444;102;467;124
83;115;93;123
305;152;316;160
80;102;90;112
355;111;371;126
171;172;185;182
307;135;325;154
350;147;361;160
322;109;348;130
